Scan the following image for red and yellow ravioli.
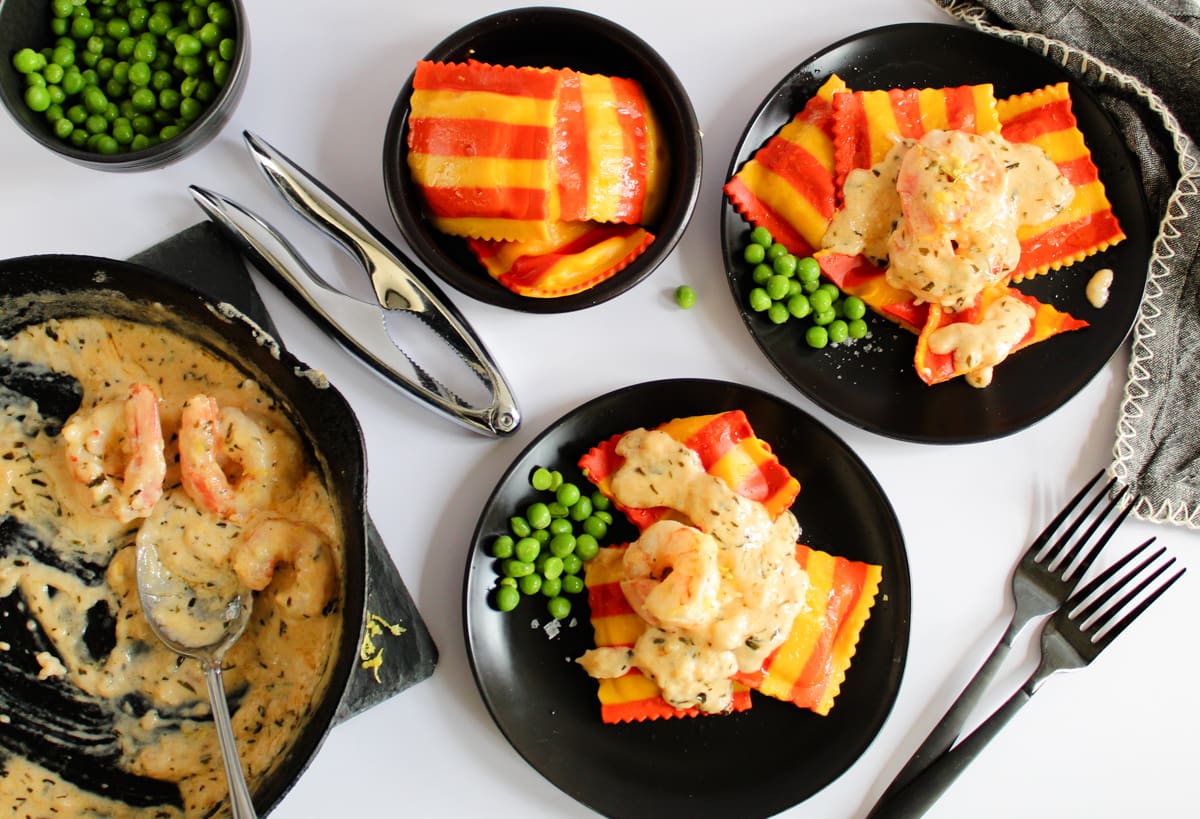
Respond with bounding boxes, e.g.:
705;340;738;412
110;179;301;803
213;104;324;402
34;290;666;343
577;412;881;723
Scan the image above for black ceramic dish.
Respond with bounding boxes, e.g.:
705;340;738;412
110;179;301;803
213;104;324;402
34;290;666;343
0;0;249;171
464;379;910;818
0;254;367;814
382;6;702;313
721;23;1152;444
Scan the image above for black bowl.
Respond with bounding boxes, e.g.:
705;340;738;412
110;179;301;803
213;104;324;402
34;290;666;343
0;0;249;171
382;6;702;313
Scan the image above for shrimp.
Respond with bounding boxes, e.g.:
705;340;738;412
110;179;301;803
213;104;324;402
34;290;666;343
231;517;339;618
620;519;722;631
61;382;166;522
178;395;295;521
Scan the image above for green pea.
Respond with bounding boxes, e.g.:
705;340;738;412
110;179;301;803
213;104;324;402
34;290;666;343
197;21;222;47
547;501;569;518
580;516;608;539
748;287;771;312
674;285;697;310
173;32;202;56
133;39;157;64
590;491;610;511
130;87;156;111
501;559;535;578
575;533;600;562
208;3;234;27
749;226;773;247
525;502;551;530
530;466;552;491
517;573;542;596
541;575;563;599
568;495;593;522
786;293;812;319
509;515;531;537
842;295;866;321
53;117;74;138
808;289;833;313
24;85;52;113
797;256;821;284
547;470;563;491
547;596;571;620
106;18;131;39
751;263;773;285
743;243;766;265
514;537;540;563
530;528;549;545
13;48;45;74
66;103;87;124
211;59;229;87
43;63;64;84
765;274;790;301
828;319;850;344
555;482;581;508
51;0;74;19
562;574;585;595
542;556;564;580
561;553;583;577
548;517;573;537
767;302;790;324
549;533;576;558
848;318;869;339
766;242;789;261
62;69;84;95
130;133;151;150
218;37;236;61
491;534;515;559
813;308;836;326
494;584;520;612
592;509;613;525
806;325;829;349
772;253;798;277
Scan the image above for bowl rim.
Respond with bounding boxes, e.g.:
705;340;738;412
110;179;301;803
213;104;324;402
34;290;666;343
381;5;703;313
0;0;250;171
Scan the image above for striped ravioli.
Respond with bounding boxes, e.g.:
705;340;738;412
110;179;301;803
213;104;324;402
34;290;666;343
722;75;846;257
582;547;754;724
407;60;666;246
577;412;881;722
997;82;1126;280
408;61;561;242
831;83;1001;193
467;221;654;298
578;410;801;529
737;545;881;716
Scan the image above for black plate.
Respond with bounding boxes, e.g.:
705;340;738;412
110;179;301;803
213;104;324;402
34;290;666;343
721;23;1151;444
463;379;910;818
383;7;702;313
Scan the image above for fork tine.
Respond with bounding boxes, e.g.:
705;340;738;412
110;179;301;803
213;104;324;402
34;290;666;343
1030;470;1105;560
1092;564;1186;649
1052;482;1132;583
1067;536;1158;620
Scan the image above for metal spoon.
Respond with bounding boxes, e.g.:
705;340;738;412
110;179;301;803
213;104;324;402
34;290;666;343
135;540;259;819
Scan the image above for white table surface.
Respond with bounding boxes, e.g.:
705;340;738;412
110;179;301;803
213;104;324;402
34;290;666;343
2;1;1196;817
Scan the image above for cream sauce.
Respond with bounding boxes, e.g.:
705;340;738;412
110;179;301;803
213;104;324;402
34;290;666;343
579;428;808;714
0;316;345;818
1087;267;1114;308
823;129;1074;312
927;294;1036;388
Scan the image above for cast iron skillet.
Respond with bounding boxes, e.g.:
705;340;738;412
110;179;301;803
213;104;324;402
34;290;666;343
0;254;368;815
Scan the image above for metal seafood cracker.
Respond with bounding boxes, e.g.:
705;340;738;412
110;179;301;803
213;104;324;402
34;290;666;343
191;130;520;437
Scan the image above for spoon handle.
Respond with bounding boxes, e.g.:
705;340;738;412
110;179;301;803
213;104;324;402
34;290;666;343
205;661;259;819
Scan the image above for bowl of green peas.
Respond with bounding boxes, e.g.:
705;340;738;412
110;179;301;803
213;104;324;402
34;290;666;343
0;0;248;171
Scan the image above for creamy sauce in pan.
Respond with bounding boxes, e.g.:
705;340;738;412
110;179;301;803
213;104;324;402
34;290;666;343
578;429;808;714
0;316;345;817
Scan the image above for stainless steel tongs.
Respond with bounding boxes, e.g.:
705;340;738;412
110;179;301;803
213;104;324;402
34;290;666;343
190;130;520;437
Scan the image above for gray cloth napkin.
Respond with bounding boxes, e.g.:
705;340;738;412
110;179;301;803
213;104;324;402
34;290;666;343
933;0;1200;529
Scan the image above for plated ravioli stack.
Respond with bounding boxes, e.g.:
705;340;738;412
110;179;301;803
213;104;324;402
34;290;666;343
724;75;1125;386
576;411;882;723
407;60;667;297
